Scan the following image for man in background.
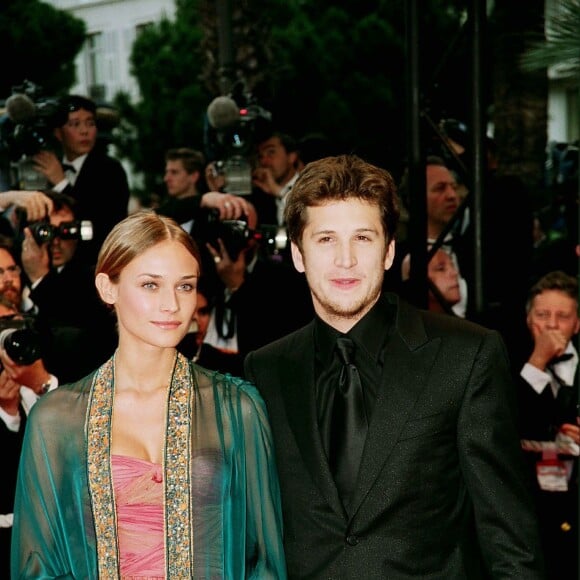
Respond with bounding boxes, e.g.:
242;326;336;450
32;94;130;264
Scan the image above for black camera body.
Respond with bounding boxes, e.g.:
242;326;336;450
28;219;93;245
194;209;287;261
0;314;42;365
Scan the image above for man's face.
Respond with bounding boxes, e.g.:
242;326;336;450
54;108;97;160
49;207;78;268
256;136;297;184
164;160;199;198
527;290;580;344
426;164;460;235
0;248;21;310
291;199;394;333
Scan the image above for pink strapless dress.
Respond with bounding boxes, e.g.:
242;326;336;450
112;454;165;579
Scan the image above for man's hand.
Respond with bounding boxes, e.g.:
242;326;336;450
0;349;51;395
33;150;67;186
0;369;21;416
20;227;50;284
206;239;246;292
528;323;568;370
200;191;251;220
252;168;282;197
0;190;53;222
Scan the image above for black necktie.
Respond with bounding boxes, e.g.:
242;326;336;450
62;163;76;174
330;336;368;510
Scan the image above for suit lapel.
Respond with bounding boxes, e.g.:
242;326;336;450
350;302;440;515
279;325;345;517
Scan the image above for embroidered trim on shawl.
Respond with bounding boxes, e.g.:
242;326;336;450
86;352;194;578
86;357;119;577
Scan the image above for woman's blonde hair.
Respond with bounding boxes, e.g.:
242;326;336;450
96;210;201;284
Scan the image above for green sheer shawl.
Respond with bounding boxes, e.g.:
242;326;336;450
11;353;287;579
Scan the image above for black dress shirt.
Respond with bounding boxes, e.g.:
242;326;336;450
315;293;396;460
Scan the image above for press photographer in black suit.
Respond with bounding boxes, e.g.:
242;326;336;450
19;191;117;382
32;94;130;265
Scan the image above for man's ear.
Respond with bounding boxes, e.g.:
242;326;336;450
95;272;116;305
290;242;305;273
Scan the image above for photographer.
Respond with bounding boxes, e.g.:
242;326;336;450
19;191;117;382
0;265;57;579
31;94;130;265
201;201;313;362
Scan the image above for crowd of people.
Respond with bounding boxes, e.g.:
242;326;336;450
0;92;577;578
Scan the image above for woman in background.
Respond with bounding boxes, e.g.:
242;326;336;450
11;211;286;579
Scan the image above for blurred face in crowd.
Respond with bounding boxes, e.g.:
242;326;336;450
0;247;22;310
256;136;298;185
164;160;199;198
428;248;461;307
192;291;211;347
527;290;580;344
54;107;97;160
49;206;78;269
426;164;460;237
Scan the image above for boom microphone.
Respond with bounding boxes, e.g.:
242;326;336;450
207;96;240;130
5;93;36;124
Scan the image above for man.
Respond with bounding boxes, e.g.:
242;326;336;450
0;246;57;578
250;131;300;227
244;154;545;578
19;191;117;382
32;94;130;264
518;270;579;580
163;147;206;201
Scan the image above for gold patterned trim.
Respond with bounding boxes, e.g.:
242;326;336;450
86;352;194;578
86;357;119;577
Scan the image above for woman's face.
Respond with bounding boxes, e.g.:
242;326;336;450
100;240;200;350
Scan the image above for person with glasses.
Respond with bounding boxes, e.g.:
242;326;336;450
31;94;130;265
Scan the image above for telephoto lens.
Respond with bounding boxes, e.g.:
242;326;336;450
0;327;42;365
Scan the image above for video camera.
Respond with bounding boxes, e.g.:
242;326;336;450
0;314;42;365
0;80;60;190
194;209;288;261
204;83;272;196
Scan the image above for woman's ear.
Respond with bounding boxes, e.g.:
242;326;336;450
95;272;116;305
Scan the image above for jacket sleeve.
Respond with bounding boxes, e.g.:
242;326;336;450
457;330;546;578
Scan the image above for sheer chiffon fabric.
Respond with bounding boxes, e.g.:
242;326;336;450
11;354;286;579
112;455;164;579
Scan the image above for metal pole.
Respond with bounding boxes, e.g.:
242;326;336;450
216;0;234;95
468;0;486;315
405;0;427;309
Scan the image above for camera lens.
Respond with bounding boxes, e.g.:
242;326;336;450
0;328;42;365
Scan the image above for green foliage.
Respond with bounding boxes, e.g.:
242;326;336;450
114;6;208;193
120;0;467;191
520;0;580;78
0;0;85;97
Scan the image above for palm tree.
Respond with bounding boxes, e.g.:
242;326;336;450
520;0;580;78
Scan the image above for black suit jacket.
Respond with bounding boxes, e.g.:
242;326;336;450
245;293;545;579
0;412;25;577
62;148;130;265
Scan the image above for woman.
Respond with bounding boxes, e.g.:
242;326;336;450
11;211;286;579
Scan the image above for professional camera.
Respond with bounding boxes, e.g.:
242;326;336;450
0;314;42;365
28;219;93;245
0;80;60;190
194;209;287;261
204;83;272;196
